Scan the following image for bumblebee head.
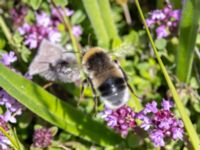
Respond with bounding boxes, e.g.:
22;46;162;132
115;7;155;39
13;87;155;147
82;48;112;72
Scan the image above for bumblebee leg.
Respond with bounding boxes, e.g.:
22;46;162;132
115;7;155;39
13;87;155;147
78;79;88;106
87;77;99;114
114;60;136;95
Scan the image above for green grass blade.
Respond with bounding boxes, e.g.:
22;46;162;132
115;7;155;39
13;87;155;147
0;126;20;150
171;0;182;8
176;0;200;82
82;0;110;48
97;0;119;40
134;0;200;149
0;63;124;147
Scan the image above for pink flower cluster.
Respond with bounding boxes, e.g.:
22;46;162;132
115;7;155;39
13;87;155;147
18;12;61;49
11;6;83;49
136;100;184;147
99;106;136;137
33;128;53;148
100;99;184;147
146;4;181;39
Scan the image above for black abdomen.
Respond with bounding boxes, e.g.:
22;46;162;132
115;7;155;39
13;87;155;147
98;77;126;96
97;77;128;108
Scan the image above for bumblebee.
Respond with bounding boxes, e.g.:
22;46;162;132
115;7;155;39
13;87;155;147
29;41;134;109
82;47;134;109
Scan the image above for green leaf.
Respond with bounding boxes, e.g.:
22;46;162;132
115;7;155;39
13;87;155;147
53;0;68;6
59;132;71;141
111;37;122;48
30;0;42;10
11;128;25;150
82;0;109;48
176;0;200;82
155;38;167;50
49;127;58;136
97;0;119;41
192;100;200;113
13;32;23;44
0;31;6;49
123;30;139;45
13;32;31;62
196;34;200;45
20;46;31;62
71;10;86;25
0;63;124;147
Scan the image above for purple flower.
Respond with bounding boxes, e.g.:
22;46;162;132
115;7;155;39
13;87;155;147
137;114;152;130
0;115;9;131
0;135;10;150
151;10;165;20
10;6;28;27
143;101;158;114
100;105;136;138
107;115;118;128
33;128;53;148
36;12;51;27
18;23;31;35
0;90;23;119
156;25;169;38
146;3;181;39
17;10;59;49
149;130;165;147
3;111;18;123
161;99;173;110
163;4;172;14
158;117;173;130
146;18;155;27
51;7;74;19
66;8;74;16
136;99;184;147
0;51;17;66
24;33;38;49
172;127;184;140
72;25;83;37
16;6;82;49
48;30;61;43
170;10;181;20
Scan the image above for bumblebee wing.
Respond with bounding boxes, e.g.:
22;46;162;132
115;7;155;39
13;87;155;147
29;39;81;85
29;39;63;75
56;62;82;86
109;43;136;58
39;69;58;81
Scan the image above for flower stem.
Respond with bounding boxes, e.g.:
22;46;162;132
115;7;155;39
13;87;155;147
0;16;15;46
122;3;132;25
51;0;82;65
61;7;82;65
134;0;200;149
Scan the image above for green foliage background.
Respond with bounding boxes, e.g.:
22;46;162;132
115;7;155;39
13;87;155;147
0;0;200;149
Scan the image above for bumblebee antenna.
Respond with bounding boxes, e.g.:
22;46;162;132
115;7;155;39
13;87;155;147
62;51;82;54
